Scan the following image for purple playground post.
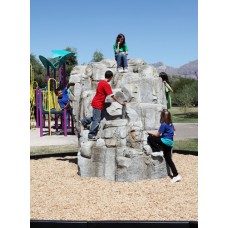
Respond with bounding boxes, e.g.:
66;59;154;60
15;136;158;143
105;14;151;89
36;88;39;128
58;66;63;89
53;69;59;130
39;90;43;137
53;69;57;89
71;115;74;134
64;109;67;136
62;63;67;88
54;68;56;80
195;71;198;79
48;113;50;135
46;67;50;133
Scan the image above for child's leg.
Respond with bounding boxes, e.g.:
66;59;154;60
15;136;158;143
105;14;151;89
88;108;101;138
147;135;163;152
66;107;72;121
115;54;122;68
81;117;92;125
122;54;128;69
163;145;178;177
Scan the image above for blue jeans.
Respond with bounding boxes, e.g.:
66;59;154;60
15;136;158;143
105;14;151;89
66;106;72;120
81;108;101;138
115;53;128;68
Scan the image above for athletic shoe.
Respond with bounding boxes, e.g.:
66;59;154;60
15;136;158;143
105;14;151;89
171;175;182;183
124;68;128;73
79;120;88;130
88;135;98;141
55;130;63;135
151;151;163;156
118;67;124;73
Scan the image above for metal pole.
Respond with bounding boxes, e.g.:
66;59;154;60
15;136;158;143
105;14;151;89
58;66;63;89
36;88;39;128
63;63;66;88
39;90;43;137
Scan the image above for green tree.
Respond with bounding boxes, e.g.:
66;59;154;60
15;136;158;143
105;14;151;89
91;50;104;62
64;47;78;79
171;77;198;111
30;54;46;88
174;85;194;112
30;47;78;87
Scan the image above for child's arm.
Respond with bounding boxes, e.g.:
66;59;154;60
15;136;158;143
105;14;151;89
114;42;120;53
66;82;75;89
163;81;173;93
147;131;161;137
111;95;126;106
63;101;70;110
125;44;128;55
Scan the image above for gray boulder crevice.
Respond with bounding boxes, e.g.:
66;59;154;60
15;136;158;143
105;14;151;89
70;58;168;182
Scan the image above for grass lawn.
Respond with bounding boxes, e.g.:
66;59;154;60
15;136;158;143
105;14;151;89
174;138;198;152
170;106;198;123
30;139;198;156
30;145;78;156
30;106;198;156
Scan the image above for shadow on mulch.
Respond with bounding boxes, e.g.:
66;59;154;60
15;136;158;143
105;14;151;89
173;150;198;156
56;157;78;164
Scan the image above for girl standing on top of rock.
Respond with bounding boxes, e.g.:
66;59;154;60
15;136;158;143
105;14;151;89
113;33;129;73
159;72;173;109
147;109;181;183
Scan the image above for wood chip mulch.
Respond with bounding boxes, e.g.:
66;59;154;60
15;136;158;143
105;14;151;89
30;153;198;221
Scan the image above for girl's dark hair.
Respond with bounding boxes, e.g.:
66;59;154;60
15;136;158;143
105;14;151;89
160;109;172;125
105;70;114;79
116;33;126;44
159;72;170;84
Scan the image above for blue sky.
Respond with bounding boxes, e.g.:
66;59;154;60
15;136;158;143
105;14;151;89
31;0;198;68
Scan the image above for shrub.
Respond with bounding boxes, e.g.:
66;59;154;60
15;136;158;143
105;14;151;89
171;76;198;109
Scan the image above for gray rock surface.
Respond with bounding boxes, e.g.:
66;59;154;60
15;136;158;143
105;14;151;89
69;58;168;181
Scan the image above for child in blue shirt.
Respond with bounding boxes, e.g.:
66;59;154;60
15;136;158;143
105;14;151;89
147;109;181;183
55;82;75;110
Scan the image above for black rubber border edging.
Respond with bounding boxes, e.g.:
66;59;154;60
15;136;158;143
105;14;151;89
30;150;197;160
30;152;77;160
173;150;198;156
30;220;198;228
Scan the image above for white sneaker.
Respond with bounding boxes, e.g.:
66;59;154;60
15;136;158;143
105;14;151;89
171;175;182;183
151;151;164;157
124;68;128;73
118;67;124;73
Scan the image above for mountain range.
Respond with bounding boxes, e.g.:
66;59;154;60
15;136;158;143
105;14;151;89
151;59;198;78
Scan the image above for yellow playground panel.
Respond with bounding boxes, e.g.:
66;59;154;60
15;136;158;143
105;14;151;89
30;64;38;129
30;64;61;131
44;78;61;136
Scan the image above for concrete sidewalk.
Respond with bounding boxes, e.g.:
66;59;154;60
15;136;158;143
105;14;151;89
173;123;198;140
30;123;198;154
30;127;79;154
